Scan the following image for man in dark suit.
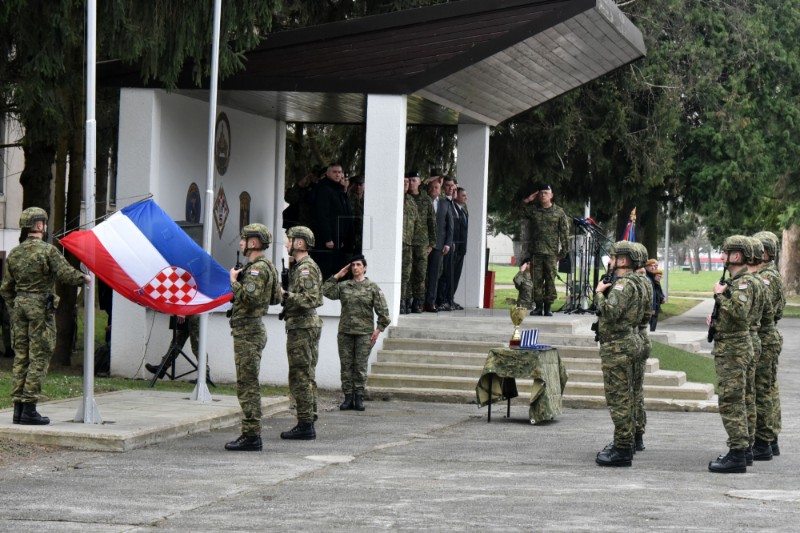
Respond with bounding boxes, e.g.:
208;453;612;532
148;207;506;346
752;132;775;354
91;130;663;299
451;186;469;310
436;176;460;311
424;172;453;312
311;162;354;279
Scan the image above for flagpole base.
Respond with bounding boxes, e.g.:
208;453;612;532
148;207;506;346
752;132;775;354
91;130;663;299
74;398;103;424
191;381;212;402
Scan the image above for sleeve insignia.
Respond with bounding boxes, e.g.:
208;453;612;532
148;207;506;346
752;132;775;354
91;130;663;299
738;294;748;302
246;282;256;292
762;279;770;285
300;269;310;276
613;284;624;291
738;283;749;290
250;269;260;275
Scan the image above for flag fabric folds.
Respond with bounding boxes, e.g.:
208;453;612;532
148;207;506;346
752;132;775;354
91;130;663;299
61;199;232;315
622;207;637;242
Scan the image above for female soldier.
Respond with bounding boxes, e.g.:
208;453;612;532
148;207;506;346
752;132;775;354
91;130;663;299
322;255;390;411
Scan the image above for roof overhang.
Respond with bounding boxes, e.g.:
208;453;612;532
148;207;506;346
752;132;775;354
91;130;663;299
99;0;645;126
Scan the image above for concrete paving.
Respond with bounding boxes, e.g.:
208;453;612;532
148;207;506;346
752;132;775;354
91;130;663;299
0;315;797;531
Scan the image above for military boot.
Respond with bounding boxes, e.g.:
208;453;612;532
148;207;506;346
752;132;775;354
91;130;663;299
708;449;747;473
530;303;543;316
12;402;22;424
752;439;774;461
224;434;263;451
543;302;553;316
399;300;408;315
745;447;753;466
596;444;633;467
771;436;780;457
353;394;365;411
635;433;645;452
411;298;422;314
280;421;316;440
19;403;50;425
339;394;354;411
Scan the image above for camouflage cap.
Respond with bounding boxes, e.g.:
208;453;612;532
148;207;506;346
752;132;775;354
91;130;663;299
286;225;315;248
752;231;779;258
241;223;272;247
19;207;48;229
632;243;649;269
746;236;764;265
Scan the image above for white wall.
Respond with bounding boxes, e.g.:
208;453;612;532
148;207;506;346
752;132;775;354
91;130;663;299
112;89;346;389
0;118;25;252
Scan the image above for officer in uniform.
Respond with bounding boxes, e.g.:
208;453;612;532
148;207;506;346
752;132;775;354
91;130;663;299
407;171;436;314
630;243;653;452
594;241;643;467
281;226;324;440
752;231;785;457
0;207;90;425
513;258;534;309
707;236;755;473
322;254;390;411
521;184;570;316
225;224;281;452
400;173;418;314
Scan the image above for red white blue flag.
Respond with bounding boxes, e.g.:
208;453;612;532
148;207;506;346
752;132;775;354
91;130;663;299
622;207;637;242
61;199;232;315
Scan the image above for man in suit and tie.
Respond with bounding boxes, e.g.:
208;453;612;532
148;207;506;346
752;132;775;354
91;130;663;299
424;171;453;313
436;176;460;311
451;186;469;310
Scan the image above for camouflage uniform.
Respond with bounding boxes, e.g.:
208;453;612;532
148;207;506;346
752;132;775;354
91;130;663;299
596;271;643;449
752;268;777;445
513;270;533;309
409;192;436;303
323;276;390;394
521;202;569;306
632;267;653;441
229;255;280;436
401;192;419;303
711;267;754;452
284;255;323;423
0;238;86;404
742;268;766;449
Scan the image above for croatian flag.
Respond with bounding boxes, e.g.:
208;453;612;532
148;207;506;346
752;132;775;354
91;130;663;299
61;199;232;315
622;207;637;242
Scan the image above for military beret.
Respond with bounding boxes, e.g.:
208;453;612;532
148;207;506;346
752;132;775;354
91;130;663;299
539;184;553;192
405;170;420;179
350;254;367;266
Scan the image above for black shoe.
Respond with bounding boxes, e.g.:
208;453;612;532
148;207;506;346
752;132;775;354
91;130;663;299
424;304;438;313
19;403;50;426
745;447;753;466
771;437;780;457
635;434;645;452
708;449;747;473
280;422;316;440
752;439;773;461
12;402;22;424
411;299;422;314
399;300;408;315
339;394;354;411
225;434;263;451
531;304;543;316
145;362;167;378
451;302;464;310
354;395;365;411
596;445;633;467
543;303;553;317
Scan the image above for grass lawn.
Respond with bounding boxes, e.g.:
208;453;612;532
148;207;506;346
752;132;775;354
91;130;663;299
652;341;717;391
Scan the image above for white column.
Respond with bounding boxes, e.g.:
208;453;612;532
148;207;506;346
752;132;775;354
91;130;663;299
272;120;286;265
364;94;407;325
456;123;489;309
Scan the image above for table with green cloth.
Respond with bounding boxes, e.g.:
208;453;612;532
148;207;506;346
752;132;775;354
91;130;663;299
475;347;568;423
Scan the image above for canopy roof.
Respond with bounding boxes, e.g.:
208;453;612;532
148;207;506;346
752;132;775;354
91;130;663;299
100;0;645;126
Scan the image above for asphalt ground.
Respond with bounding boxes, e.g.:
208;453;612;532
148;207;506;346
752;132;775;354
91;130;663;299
0;317;798;532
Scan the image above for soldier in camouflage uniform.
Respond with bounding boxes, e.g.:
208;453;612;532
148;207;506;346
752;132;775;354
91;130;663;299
630;243;653;452
281;226;324;440
322;254;390;411
521;184;569;316
408;171;436;314
224;224;281;452
707;236;755;473
513;258;534;309
595;241;643;467
400;174;418;314
752;232;785;459
0;207;89;425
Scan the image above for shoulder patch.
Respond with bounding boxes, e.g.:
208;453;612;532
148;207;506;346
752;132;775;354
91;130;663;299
738;283;748;290
762;279;770;285
613;284;624;291
300;269;310;276
249;269;260;275
246;282;256;292
738;294;748;302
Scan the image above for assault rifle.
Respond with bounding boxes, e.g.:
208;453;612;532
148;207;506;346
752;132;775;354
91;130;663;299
590;271;616;341
707;267;729;342
226;252;245;318
278;259;289;321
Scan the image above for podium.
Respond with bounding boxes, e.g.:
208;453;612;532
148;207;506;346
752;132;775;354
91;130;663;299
475;347;568;423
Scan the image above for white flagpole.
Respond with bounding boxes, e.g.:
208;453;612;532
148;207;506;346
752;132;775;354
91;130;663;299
192;0;223;401
75;0;102;423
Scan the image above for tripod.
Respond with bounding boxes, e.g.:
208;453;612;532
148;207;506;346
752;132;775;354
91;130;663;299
148;315;215;388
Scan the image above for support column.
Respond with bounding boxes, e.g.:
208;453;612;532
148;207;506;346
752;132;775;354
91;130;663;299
456;122;489;309
272;120;286;265
364;94;407;325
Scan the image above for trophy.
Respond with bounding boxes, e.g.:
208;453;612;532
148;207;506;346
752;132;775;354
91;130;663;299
509;306;526;348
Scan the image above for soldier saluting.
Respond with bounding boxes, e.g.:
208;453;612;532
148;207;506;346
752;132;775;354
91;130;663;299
1;207;90;425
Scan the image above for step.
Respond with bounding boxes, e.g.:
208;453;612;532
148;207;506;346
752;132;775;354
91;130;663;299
565;381;713;401
397;314;583;335
561;357;660;373
370;362;484;379
388;326;598;347
565;369;686;387
375;350;492;367
382;338;504;355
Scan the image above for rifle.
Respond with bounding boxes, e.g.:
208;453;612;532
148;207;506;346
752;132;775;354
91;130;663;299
707;267;729;342
278;258;290;321
590;271;616;341
226;252;245;318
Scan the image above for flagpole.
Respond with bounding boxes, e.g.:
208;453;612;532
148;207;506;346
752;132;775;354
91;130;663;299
192;0;223;402
75;0;102;423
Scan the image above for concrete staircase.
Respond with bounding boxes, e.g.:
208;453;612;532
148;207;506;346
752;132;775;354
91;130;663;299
368;312;719;412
